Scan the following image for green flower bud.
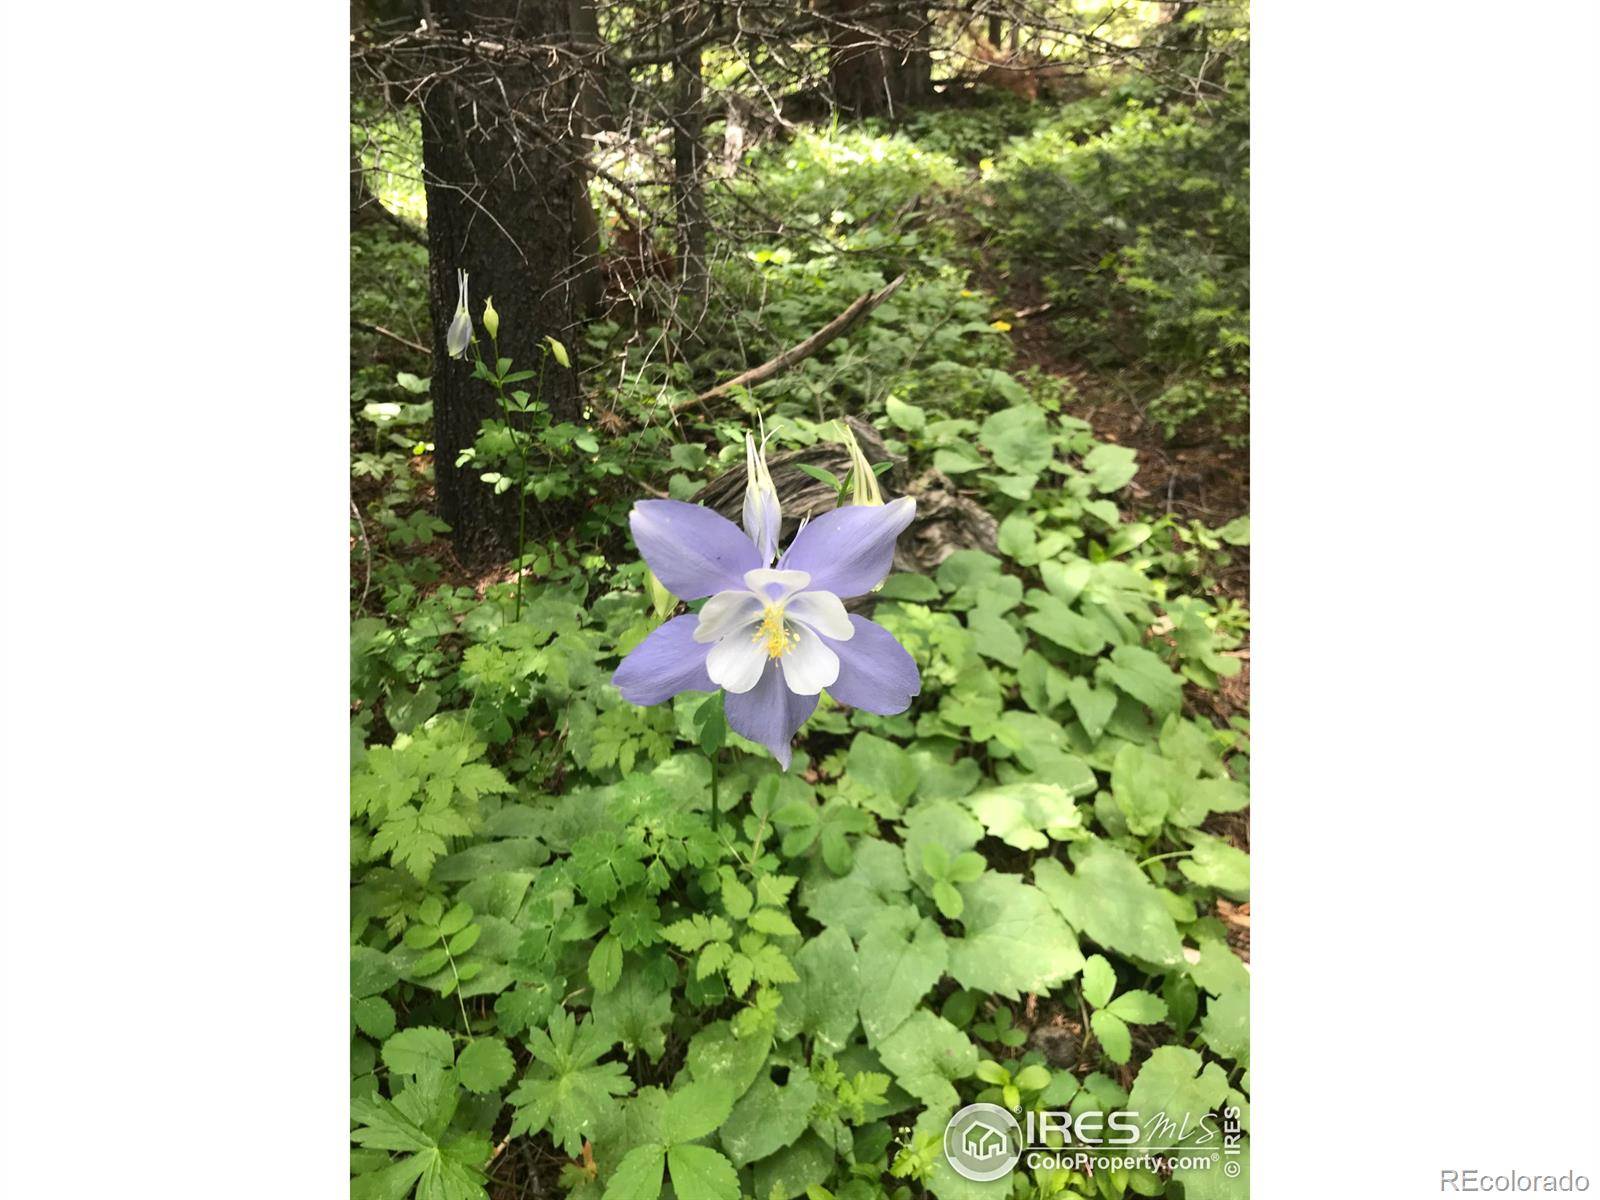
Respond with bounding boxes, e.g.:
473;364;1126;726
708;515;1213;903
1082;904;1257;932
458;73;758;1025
482;295;499;341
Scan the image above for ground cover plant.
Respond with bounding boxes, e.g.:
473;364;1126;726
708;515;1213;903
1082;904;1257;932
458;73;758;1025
352;5;1250;1197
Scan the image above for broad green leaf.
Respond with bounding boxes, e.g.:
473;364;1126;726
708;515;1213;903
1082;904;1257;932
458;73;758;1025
719;1070;820;1166
382;1027;454;1077
751;1131;836;1200
965;782;1085;850
603;1144;665;1200
1188;939;1250;997
1064;677;1117;741
1081;953;1116;1009
1199;986;1249;1063
858;907;949;1044
1024;593;1107;656
455;1037;515;1094
1083;443;1138;492
846;733;919;815
946;873;1083;998
591;955;675;1061
685;1020;771;1099
801;839;909;938
979;404;1053;475
1178;834;1250;899
776;926;861;1052
666;1144;740;1200
660;1079;735;1145
1034;844;1185;967
902;800;983;890
1096;645;1185;716
1090;1009;1132;1064
1107;992;1167;1024
1127;1046;1230;1138
877;1011;978;1111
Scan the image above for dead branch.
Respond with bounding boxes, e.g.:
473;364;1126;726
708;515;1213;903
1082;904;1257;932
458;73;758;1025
352;318;431;356
681;272;906;411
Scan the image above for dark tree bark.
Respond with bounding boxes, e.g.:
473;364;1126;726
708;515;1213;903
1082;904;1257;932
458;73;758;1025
828;0;931;118
418;0;595;557
670;0;710;335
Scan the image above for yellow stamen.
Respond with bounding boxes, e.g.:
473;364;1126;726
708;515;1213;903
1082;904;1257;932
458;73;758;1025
752;604;797;659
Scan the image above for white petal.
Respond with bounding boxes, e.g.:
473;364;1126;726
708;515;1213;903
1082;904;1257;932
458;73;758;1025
779;624;840;695
706;633;769;694
785;590;853;641
693;590;764;644
743;568;810;603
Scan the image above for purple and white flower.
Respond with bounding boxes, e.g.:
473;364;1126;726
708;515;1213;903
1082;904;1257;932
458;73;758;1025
613;434;921;769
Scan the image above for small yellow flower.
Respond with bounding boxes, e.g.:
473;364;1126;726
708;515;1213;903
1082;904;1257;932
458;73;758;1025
960;289;977;298
990;320;1013;333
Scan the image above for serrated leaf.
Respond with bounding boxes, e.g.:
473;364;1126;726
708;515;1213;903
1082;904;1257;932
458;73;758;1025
1035;844;1185;967
661;1078;735;1145
603;1144;665;1200
876;1011;977;1111
1128;1046;1230;1137
1081;954;1116;1009
666;1144;740;1200
747;908;800;937
1090;1009;1133;1064
1107;992;1168;1025
456;1038;515;1094
965;782;1085;850
946;874;1083;999
776;926;860;1052
857;908;948;1044
720;1071;820;1166
382;1027;454;1076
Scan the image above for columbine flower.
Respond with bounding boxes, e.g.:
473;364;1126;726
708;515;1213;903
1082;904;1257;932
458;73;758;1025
742;428;782;565
838;422;884;507
446;269;472;359
613;438;920;769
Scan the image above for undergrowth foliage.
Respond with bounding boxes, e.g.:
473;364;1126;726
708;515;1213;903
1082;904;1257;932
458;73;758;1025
352;57;1250;1200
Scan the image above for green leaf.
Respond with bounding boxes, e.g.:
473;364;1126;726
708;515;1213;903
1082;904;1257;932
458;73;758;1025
1107;992;1168;1025
1096;645;1185;716
965;782;1085;851
1199;986;1249;1063
1081;954;1116;1009
857;907;950;1044
354;996;397;1041
589;934;623;995
685;1021;772;1098
1023;594;1107;656
979;404;1053;475
666;1144;740;1200
946;873;1083;998
752;1131;836;1200
885;395;926;433
1035;844;1185;968
1064;677;1117;741
455;1038;515;1094
1127;1046;1230;1138
1178;834;1250;899
801;838;909;938
1188;939;1250;997
846;733;918;814
1083;443;1138;492
382;1027;455;1077
661;1078;736;1145
591;955;674;1061
1090;1009;1132;1064
776;927;861;1052
603;1145;665;1200
876;1011;978;1111
719;1071;820;1166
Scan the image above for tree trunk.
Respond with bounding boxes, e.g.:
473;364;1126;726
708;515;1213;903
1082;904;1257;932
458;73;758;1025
418;0;593;558
671;0;710;341
828;0;931;118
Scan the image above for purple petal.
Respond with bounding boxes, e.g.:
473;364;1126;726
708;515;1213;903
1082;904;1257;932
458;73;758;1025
777;497;915;598
613;614;714;705
822;615;921;715
725;660;819;770
631;500;763;600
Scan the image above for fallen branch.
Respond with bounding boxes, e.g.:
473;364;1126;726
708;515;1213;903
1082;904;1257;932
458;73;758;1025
680;273;907;411
352;318;431;357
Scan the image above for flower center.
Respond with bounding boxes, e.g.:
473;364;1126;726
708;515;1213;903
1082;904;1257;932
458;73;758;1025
752;604;798;660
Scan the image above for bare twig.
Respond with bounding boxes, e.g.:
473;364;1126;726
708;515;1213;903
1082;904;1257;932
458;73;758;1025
351;318;432;356
681;273;906;411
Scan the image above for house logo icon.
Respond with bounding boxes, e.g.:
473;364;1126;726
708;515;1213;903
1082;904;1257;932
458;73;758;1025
944;1103;1023;1181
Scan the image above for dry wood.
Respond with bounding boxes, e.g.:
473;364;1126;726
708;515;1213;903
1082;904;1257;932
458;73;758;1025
679;272;906;411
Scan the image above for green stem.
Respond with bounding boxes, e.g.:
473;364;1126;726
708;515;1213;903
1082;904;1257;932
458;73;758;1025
1136;849;1193;869
708;747;719;833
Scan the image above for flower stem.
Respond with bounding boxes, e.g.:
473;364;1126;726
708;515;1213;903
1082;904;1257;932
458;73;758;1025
708;747;719;833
